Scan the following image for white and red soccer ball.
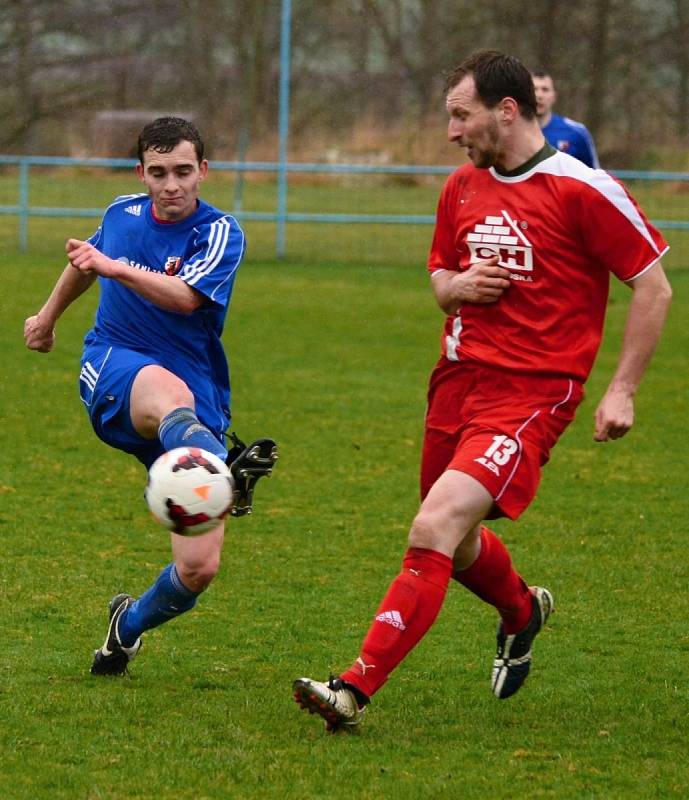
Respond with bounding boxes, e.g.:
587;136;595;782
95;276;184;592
145;447;235;536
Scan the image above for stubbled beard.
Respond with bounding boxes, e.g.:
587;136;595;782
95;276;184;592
472;146;499;169
469;117;500;169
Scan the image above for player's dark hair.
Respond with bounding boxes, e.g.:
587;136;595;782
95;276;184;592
445;50;537;121
137;117;204;164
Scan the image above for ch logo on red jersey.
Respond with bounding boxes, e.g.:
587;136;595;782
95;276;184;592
467;210;533;273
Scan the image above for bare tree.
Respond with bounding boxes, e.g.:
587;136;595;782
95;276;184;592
529;0;569;71
672;0;689;136
0;0;684;165
584;0;612;138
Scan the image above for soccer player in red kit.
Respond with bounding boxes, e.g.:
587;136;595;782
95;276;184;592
293;50;672;731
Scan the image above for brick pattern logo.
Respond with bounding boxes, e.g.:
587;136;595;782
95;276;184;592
467;210;533;273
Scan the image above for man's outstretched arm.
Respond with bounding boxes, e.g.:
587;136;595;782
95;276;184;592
24;262;98;353
594;262;672;442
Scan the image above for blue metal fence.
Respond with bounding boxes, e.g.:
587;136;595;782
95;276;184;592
1;154;689;255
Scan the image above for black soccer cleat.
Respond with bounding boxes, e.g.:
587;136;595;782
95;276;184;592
90;593;141;676
226;432;278;517
492;586;553;699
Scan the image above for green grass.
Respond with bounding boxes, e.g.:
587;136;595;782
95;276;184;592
1;213;688;798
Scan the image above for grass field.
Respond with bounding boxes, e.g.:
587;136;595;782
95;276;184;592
1;205;688;799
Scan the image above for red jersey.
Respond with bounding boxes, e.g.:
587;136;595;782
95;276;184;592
427;150;668;381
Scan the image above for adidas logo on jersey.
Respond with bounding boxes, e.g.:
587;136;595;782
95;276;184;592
467;210;533;272
124;204;142;217
375;610;406;630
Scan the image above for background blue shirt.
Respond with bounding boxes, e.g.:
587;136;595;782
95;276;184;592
542;113;600;168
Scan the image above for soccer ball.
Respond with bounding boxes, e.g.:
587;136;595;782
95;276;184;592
145;447;235;536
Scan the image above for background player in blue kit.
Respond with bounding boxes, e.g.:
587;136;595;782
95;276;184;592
532;71;600;168
24;117;278;676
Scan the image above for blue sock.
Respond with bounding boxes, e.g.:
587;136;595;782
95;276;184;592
118;563;199;647
158;406;227;461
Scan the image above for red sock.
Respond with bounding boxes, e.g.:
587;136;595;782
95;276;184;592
340;547;452;699
453;526;532;634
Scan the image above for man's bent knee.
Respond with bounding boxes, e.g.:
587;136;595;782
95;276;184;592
172;524;224;593
175;555;221;593
407;471;494;557
407;508;464;556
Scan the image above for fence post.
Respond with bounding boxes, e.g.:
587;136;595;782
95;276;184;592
276;0;292;258
233;129;249;215
19;159;29;252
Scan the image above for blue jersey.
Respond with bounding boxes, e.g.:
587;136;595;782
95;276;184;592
542;113;599;168
86;194;246;434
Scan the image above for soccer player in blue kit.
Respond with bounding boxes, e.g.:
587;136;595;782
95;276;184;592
24;117;278;676
533;71;599;168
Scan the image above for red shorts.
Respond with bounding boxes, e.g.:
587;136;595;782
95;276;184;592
421;358;584;519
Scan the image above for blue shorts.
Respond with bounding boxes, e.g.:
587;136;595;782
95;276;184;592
79;341;226;468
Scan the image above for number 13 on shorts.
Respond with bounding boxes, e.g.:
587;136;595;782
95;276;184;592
475;434;519;475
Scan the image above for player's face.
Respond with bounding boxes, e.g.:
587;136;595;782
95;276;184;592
446;76;502;169
533;76;556;118
136;140;208;222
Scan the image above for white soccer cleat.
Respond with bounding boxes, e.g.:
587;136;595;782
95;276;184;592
292;676;366;732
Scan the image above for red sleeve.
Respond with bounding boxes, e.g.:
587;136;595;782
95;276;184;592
427;172;462;275
576;173;669;282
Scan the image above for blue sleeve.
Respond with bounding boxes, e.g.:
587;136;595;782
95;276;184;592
179;215;246;308
87;195;142;249
87;225;104;248
580;127;600;169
